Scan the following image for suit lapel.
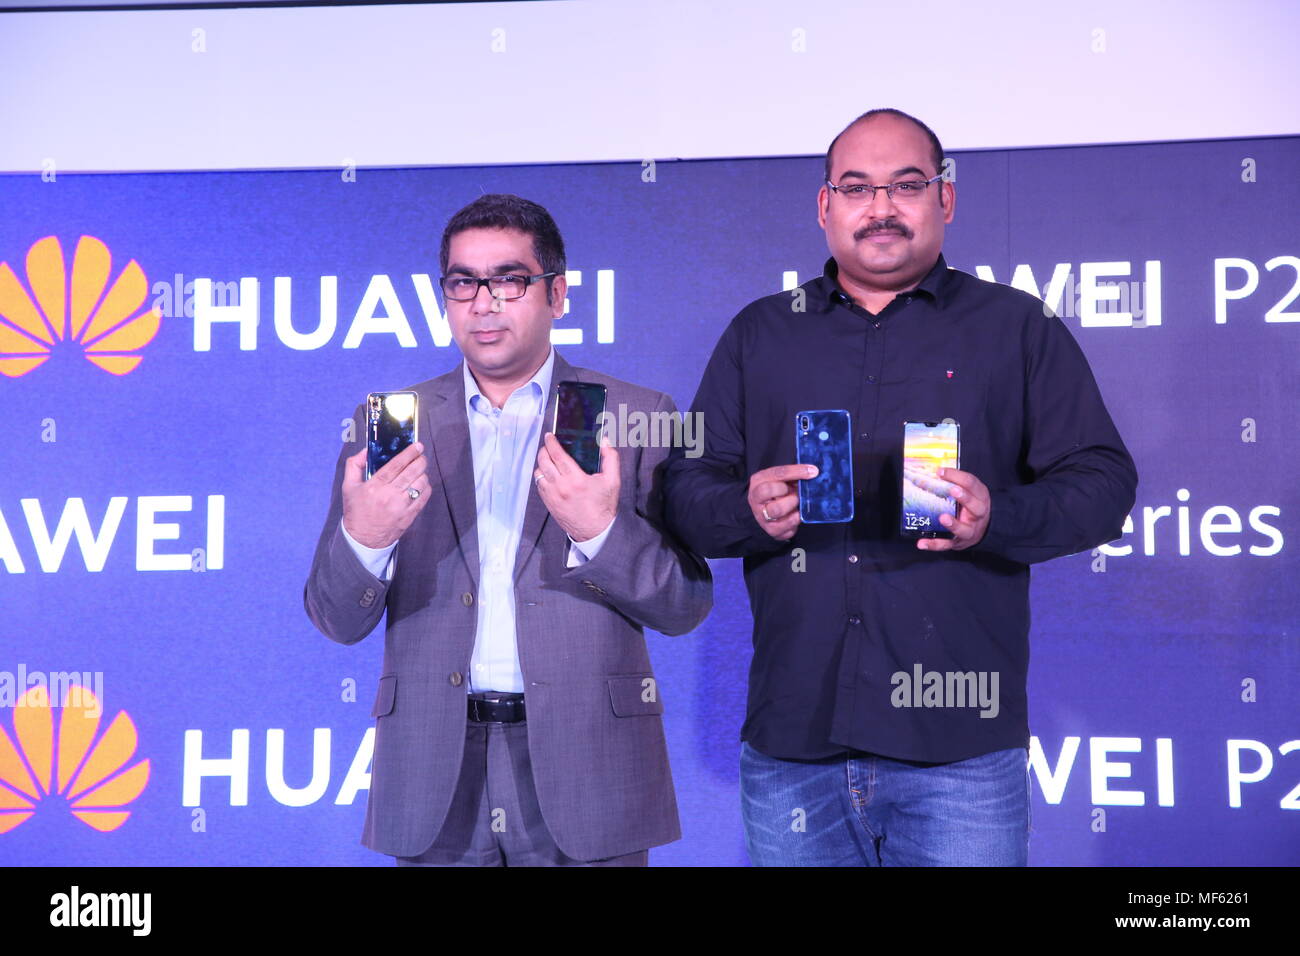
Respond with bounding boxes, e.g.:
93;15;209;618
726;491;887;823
512;351;577;581
422;364;480;588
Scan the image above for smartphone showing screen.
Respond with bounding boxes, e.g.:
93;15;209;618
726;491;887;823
901;420;961;537
552;381;608;475
795;409;854;524
366;391;419;479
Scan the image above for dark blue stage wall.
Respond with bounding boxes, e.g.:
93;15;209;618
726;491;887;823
1;136;1297;866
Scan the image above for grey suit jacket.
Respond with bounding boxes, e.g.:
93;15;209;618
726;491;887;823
304;350;712;860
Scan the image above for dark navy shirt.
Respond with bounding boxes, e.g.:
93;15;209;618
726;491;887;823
663;253;1138;763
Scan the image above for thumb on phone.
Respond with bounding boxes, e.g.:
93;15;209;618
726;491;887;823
343;448;367;489
597;438;619;472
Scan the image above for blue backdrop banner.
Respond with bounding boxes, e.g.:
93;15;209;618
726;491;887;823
1;135;1297;865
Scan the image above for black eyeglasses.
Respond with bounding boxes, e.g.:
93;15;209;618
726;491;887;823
439;272;558;302
825;175;944;204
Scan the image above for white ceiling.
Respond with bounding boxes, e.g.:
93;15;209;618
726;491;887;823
1;0;1296;172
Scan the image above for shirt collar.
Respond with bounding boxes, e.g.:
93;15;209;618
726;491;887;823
463;346;555;415
819;252;951;312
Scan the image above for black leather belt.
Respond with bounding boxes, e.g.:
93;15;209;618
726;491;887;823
467;693;526;723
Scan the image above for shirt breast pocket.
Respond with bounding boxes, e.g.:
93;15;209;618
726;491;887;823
903;366;990;434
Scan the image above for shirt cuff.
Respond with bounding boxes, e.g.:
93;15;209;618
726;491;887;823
340;519;396;580
566;515;616;567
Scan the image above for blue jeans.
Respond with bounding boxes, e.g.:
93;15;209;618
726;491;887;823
741;742;1030;866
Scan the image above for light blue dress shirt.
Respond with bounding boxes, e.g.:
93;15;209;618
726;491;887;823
341;348;615;693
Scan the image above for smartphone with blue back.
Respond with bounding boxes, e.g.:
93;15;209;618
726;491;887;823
795;409;854;523
901;420;961;537
366;391;419;479
552;381;608;475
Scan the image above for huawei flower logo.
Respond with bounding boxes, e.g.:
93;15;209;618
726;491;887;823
0;235;163;378
0;686;150;833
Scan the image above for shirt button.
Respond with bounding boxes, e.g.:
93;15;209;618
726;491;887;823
849;616;861;626
449;672;464;687
848;554;859;564
461;592;474;606
867;375;877;384
859;433;870;441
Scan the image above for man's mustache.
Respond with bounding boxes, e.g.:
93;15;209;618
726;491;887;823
855;220;913;241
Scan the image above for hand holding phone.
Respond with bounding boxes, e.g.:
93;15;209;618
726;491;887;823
340;392;429;551
748;464;815;541
536;382;618;542
912;465;992;551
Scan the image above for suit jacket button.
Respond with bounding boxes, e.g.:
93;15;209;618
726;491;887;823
461;592;474;606
449;672;463;687
359;587;376;607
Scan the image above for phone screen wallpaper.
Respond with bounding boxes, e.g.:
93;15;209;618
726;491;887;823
901;422;959;535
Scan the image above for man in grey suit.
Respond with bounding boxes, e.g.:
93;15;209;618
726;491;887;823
304;194;711;866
